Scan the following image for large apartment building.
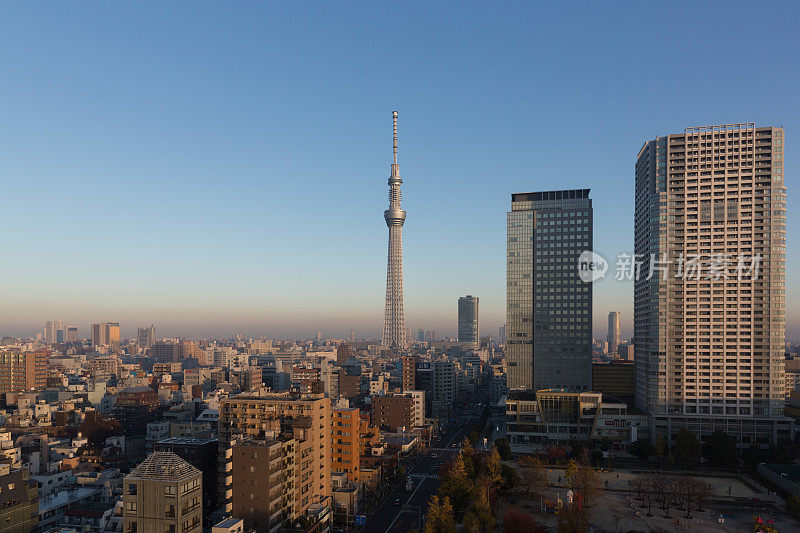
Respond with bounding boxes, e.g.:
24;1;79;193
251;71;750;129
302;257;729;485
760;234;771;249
0;351;47;393
634;123;790;446
231;439;295;533
331;406;360;483
506;189;594;392
219;393;331;524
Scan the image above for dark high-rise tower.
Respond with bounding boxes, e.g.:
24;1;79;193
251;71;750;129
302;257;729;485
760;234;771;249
383;111;407;349
458;295;480;349
507;189;593;391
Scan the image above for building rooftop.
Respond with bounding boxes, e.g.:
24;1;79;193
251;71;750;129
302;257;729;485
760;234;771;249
512;189;590;202
156;436;218;446
128;452;200;481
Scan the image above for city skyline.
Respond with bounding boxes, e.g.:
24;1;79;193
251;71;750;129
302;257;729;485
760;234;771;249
1;3;799;341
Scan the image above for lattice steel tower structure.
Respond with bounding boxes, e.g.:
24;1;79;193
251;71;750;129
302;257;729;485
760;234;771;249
383;111;407;349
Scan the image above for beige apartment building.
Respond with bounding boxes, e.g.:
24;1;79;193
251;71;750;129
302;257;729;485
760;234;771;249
634;123;790;446
219;393;331;525
123;452;203;533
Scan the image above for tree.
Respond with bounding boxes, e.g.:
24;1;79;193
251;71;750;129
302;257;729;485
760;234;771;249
629;439;656;461
786;495;800;515
519;456;548;496
565;459;602;507
502;508;547;533
438;453;474;517
742;443;764;466
568;439;586;461
589;450;605;467
424;495;456;533
557;504;590;533
547;445;567;464
463;487;494;533
702;430;737;467
495;437;511;460
461;438;476;479
672;428;700;465
500;463;519;490
487;446;504;488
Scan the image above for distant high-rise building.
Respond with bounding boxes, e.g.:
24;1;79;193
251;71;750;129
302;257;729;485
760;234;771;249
106;322;120;346
499;324;506;344
65;326;78;343
44;320;64;344
383;111;407;350
315;331;323;343
417;328;425;342
91;323;105;347
123;452;202;533
91;322;120;347
349;330;355;342
0;351;48;393
137;324;156;347
457;295;480;349
634;123;789;445
607;311;621;354
507;189;593;392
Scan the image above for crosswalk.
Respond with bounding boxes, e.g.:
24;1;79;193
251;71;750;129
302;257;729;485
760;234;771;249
408;473;439;480
429;447;458;452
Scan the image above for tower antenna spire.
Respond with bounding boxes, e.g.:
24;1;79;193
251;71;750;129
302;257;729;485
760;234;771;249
393;110;398;164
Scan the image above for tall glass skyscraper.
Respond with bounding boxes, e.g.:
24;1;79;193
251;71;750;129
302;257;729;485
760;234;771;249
457;295;479;349
506;189;593;391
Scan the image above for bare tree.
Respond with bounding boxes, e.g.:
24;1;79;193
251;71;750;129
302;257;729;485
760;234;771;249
519;456;548;497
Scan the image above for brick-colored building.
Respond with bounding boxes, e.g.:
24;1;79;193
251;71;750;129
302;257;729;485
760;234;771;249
231;439;294;532
401;355;417;391
338;372;360;399
331;407;360;483
336;344;354;366
0;351;47;393
371;394;414;432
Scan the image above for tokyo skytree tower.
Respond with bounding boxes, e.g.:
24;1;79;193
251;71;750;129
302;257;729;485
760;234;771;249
383;110;407;349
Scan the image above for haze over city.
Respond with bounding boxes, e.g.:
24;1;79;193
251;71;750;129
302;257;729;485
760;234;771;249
1;2;798;341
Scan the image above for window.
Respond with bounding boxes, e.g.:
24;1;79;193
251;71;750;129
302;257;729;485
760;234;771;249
126;484;137;495
126;501;138;512
165;485;177;497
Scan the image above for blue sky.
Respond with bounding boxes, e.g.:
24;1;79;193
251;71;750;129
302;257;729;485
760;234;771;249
1;2;798;341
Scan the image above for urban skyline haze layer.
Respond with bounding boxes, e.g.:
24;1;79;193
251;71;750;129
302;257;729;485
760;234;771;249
1;2;798;341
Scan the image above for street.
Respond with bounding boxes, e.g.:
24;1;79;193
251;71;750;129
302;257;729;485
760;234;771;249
362;393;488;533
